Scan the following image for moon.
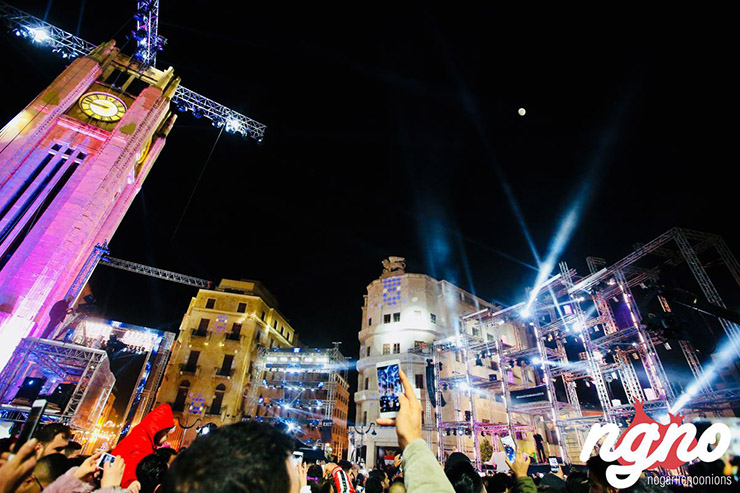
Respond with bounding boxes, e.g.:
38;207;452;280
518;108;526;116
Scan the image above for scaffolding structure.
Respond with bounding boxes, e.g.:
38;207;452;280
245;346;350;457
432;227;740;467
0;338;114;431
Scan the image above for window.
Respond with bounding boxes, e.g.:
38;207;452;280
185;351;200;369
206;298;216;309
455;351;460;363
237;302;247;313
486;333;494;342
414;341;425;350
261;311;266;321
415;374;424;388
430;313;437;324
383;344;390;355
414;310;421;317
273;320;278;329
198;318;209;331
288;332;293;343
280;326;284;336
174;381;190;412
368;317;372;326
393;343;400;354
393;312;400;322
366;346;371;357
231;323;242;336
219;354;234;376
472;328;480;337
384;314;391;324
210;384;226;415
363;411;367;426
364;377;369;390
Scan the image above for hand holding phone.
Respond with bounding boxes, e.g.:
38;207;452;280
375;368;423;451
377;359;402;419
97;452;116;469
500;435;517;463
549;457;559;473
293;451;303;467
12;399;47;454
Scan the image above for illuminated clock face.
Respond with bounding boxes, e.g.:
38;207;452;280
79;92;127;122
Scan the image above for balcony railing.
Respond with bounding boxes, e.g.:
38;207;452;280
214;367;235;378
179;364;201;376
224;332;243;342
191;328;208;337
205;406;222;416
170;401;186;413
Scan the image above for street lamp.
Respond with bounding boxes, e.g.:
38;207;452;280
351;423;377;467
176;416;202;450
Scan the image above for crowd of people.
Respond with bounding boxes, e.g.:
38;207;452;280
0;369;738;492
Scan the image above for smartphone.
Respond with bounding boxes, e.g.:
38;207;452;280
501;434;517;463
549;456;559;473
97;452;116;469
377;359;402;419
293;451;303;467
12;399;47;454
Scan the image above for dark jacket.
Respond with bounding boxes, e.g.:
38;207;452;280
110;404;174;488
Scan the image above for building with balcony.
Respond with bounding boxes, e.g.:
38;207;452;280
247;346;350;460
352;258;493;467
155;279;296;447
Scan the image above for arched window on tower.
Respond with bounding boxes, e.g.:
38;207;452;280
210;384;226;415
174;381;190;412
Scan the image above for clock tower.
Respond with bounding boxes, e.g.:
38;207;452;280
0;40;180;369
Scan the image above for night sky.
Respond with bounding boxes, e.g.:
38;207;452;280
2;3;738;409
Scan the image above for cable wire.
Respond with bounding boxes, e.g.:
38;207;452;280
169;126;224;242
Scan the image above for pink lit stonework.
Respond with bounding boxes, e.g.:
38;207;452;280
0;41;178;370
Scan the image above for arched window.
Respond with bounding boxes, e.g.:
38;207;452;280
174;381;190;412
210;384;226;415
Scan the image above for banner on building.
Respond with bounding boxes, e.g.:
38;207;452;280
509;385;548;405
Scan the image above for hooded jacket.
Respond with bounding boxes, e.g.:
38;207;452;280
110;404;174;488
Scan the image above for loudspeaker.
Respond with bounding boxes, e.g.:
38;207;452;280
489;374;497;382
12;376;47;404
47;383;76;410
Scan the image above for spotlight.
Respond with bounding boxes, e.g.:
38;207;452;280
29;28;50;43
225;118;241;133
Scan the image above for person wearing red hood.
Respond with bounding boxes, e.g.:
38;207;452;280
111;404;174;488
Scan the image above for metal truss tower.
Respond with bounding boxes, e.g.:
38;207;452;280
0;1;266;140
430;228;740;466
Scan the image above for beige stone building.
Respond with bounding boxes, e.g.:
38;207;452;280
155;279;296;447
352;258;494;467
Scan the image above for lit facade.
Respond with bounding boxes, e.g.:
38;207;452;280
0;40;180;371
250;347;350;459
155;279;296;447
353;258;493;467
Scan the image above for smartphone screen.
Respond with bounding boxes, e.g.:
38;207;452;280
12;399;47;453
501;435;517;463
97;452;116;469
293;451;303;467
549;457;559;473
377;360;402;416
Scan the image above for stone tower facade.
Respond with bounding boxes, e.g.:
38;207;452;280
0;40;180;370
